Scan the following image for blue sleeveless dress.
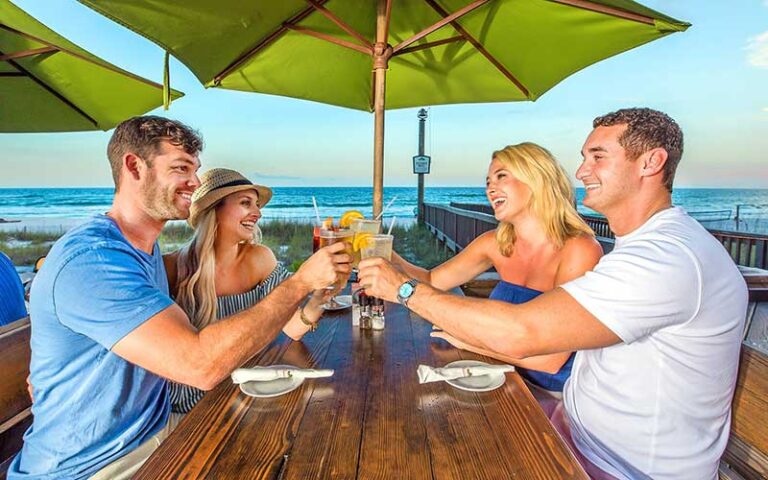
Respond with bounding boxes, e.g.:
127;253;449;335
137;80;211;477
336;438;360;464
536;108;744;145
488;280;574;392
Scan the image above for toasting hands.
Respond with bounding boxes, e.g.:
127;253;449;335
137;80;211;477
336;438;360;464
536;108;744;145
295;242;352;291
357;257;408;303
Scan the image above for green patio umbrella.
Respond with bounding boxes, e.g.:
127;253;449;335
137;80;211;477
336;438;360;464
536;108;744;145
79;0;688;216
0;0;182;133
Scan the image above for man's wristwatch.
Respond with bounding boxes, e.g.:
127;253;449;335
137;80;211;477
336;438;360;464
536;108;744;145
397;279;420;308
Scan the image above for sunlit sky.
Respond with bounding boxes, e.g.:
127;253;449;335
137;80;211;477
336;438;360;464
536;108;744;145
2;1;767;188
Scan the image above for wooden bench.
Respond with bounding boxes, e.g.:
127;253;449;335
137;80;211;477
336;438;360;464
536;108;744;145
0;317;32;479
720;344;768;480
720;279;768;480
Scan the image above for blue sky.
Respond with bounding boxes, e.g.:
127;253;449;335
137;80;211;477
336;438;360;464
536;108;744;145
2;1;767;188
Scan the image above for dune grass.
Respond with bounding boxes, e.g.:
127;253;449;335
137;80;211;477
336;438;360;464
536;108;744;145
2;220;454;270
0;229;60;267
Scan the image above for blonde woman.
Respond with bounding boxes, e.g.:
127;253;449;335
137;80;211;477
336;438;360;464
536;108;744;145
392;143;602;393
164;169;334;413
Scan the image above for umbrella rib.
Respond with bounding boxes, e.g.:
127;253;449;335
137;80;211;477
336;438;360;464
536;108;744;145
422;0;530;98
392;0;489;55
0;51;100;128
393;35;464;57
0;23;166;91
547;0;656;25
305;0;372;49
284;25;372;56
213;1;331;85
0;46;58;62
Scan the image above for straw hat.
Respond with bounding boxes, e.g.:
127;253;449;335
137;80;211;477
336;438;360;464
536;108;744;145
188;168;272;228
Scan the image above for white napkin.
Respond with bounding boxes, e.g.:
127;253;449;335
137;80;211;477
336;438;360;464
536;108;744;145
231;366;334;384
417;364;514;384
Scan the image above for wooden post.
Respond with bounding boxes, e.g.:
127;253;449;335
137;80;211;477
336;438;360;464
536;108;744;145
417;108;427;225
372;0;392;218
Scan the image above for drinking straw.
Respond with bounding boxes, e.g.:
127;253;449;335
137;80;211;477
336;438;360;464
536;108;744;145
387;216;397;235
312;196;321;224
376;195;398;220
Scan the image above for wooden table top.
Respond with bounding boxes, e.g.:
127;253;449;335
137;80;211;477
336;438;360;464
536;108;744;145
135;302;588;479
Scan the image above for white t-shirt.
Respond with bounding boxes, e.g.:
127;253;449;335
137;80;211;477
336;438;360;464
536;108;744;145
561;207;748;480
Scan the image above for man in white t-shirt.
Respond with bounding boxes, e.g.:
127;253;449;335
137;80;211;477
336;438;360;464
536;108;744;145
359;108;748;479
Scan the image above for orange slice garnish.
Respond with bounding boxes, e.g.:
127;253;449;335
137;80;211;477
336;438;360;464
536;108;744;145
353;232;373;252
339;210;364;228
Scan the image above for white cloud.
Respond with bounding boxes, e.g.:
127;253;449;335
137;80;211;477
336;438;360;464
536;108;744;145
747;31;768;68
763;107;768;112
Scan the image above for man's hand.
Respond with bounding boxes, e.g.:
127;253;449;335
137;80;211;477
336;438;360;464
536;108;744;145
295;242;351;291
357;257;409;303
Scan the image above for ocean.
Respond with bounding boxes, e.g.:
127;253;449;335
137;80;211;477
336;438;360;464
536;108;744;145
1;187;767;234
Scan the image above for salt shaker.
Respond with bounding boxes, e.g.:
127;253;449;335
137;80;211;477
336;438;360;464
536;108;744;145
351;287;363;327
371;297;385;330
359;291;372;330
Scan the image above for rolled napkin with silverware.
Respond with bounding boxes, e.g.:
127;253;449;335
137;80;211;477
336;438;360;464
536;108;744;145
417;364;515;384
231;366;334;384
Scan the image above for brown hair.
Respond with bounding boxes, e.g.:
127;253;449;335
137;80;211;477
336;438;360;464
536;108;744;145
107;116;203;189
593;108;683;192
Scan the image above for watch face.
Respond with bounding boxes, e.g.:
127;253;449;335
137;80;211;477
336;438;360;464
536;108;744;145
399;282;414;298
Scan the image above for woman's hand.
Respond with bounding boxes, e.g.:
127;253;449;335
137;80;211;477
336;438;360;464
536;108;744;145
307;289;331;311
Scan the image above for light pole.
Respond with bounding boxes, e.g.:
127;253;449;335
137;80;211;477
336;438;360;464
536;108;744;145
415;108;429;225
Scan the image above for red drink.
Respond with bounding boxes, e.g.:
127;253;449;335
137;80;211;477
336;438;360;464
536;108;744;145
312;225;321;253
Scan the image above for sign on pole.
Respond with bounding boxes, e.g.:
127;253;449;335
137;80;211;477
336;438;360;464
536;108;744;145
413;155;431;174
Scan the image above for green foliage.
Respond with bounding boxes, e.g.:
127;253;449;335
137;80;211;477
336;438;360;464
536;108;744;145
1;220;454;271
0;242;51;267
0;229;62;243
0;228;60;266
158;222;194;253
391;223;454;269
260;220;313;271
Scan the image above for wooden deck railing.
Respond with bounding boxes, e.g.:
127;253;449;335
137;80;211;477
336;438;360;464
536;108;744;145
425;203;768;270
424;203;497;252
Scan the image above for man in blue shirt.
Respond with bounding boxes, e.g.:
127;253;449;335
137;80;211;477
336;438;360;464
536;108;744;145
9;116;349;479
0;251;27;326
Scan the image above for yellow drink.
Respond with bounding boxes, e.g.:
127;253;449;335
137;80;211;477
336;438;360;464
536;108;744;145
319;229;354;291
350;219;381;267
360;234;393;261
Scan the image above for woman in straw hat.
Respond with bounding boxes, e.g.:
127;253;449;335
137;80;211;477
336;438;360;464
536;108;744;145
391;143;602;403
164;168;333;414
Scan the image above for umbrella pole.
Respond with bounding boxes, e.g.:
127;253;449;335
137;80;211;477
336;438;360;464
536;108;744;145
372;0;392;219
372;59;385;219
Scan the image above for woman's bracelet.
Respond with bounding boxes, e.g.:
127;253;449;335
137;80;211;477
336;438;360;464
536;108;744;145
299;304;317;332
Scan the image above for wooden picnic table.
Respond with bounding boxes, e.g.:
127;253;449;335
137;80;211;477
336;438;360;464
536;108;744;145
134;301;588;479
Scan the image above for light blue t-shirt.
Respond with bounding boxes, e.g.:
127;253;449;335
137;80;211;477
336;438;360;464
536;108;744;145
9;215;174;480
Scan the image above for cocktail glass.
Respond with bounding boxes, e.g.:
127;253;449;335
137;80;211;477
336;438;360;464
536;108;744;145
318;228;354;307
360;234;393;262
359;234;393;330
350;218;381;268
312;222;322;253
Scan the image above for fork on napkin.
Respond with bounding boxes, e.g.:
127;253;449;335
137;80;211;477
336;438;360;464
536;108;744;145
231;366;334;384
417;364;514;384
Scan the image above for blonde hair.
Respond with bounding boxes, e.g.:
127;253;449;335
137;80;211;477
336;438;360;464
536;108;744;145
175;199;262;329
492;143;593;256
